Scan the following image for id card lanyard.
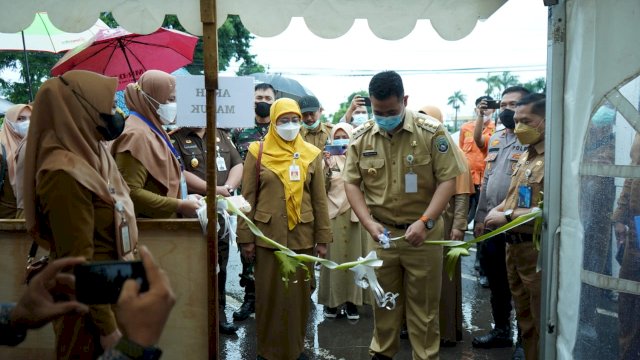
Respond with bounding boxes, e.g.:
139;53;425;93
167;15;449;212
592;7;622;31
405;142;418;193
216;145;227;172
109;181;132;257
289;152;301;181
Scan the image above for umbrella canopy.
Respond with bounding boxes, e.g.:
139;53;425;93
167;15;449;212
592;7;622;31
0;12;108;53
250;73;314;101
50;27;199;90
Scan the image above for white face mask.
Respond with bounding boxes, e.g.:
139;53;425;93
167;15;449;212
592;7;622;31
10;120;30;138
157;102;177;125
352;113;368;126
276;122;301;141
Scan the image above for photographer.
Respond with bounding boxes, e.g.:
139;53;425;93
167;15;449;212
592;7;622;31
0;246;175;360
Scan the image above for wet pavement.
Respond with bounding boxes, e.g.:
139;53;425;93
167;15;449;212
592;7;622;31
221;233;516;360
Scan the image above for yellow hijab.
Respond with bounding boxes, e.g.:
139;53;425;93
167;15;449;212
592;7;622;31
248;98;320;230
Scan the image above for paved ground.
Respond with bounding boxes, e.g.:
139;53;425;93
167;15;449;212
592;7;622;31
219;231;524;360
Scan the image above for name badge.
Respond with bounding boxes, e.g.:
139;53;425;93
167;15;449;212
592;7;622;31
517;185;532;208
120;222;131;254
216;156;227;171
180;174;188;200
405;172;418;193
289;165;301;181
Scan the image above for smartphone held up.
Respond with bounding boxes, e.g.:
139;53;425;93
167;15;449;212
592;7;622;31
75;261;149;304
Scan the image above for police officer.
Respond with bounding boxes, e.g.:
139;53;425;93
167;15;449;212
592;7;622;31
472;86;530;356
484;93;546;360
170;127;243;335
343;71;465;360
297;95;332;150
230;83;276;321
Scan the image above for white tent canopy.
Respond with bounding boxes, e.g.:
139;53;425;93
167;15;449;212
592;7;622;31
0;0;507;41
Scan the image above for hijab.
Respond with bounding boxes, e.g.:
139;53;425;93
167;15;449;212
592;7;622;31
23;70;138;256
326;122;356;219
0;104;31;192
111;70;181;198
248;98;320;230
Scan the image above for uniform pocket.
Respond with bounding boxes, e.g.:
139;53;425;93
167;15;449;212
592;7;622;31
359;158;386;188
300;210;314;223
254;210;272;224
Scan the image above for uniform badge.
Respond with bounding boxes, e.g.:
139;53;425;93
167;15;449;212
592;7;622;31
367;168;378;176
435;136;449;153
512;153;521;160
511;162;517;172
186;139;192;144
491;140;500;147
191;157;199;168
486;153;498;162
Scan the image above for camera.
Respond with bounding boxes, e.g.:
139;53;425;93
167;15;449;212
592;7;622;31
75;261;149;304
485;100;500;109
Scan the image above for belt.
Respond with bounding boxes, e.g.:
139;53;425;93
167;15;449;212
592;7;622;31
505;232;533;244
373;216;412;230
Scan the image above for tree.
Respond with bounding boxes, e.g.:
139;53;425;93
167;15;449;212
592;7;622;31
476;73;498;97
477;71;520;99
523;77;546;93
331;90;369;123
0;13;265;102
447;90;466;129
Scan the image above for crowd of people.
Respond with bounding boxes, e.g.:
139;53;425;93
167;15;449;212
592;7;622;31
0;66;635;360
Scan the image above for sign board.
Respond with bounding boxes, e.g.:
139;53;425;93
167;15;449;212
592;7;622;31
176;76;254;128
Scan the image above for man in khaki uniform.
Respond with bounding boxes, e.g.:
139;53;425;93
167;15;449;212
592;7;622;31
298;95;332;150
343;71;465;360
484;93;546;360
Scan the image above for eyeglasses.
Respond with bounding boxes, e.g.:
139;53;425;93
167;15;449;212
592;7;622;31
278;117;301;124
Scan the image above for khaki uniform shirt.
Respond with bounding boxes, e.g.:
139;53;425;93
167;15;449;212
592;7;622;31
301;122;332;150
0;151;17;219
343;111;465;226
503;141;545;234
475;129;528;224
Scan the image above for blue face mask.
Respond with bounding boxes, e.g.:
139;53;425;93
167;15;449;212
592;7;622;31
302;118;320;130
332;138;349;146
374;111;404;132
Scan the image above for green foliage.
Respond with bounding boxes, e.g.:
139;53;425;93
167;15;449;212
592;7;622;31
476;71;521;98
0;51;62;103
523;77;546;94
331;90;369;123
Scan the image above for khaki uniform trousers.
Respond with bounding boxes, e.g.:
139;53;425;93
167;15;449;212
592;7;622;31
506;241;541;360
369;226;443;360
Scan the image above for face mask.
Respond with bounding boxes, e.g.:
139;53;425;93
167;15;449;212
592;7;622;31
276;122;300;141
10;120;30;138
514;122;543;145
352;113;368;126
97;108;126;141
499;109;516;129
302;118;320;130
374;111;404;132
255;102;271;118
157;102;177;125
332;138;349;146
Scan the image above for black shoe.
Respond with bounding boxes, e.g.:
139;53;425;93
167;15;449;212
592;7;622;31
512;342;525;360
323;306;338;318
372;353;393;360
440;338;456;347
233;299;255;321
219;321;238;335
297;353;309;360
345;302;359;320
399;324;408;339
472;328;513;348
479;275;490;288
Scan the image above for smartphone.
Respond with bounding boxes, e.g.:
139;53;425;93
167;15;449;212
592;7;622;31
324;144;347;155
75;261;149;304
361;97;371;107
485;100;500;109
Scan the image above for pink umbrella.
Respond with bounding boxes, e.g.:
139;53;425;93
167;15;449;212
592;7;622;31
51;27;198;90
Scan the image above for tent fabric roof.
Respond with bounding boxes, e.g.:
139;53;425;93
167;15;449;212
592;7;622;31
0;0;507;41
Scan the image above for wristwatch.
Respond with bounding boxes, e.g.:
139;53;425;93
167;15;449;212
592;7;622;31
114;338;163;360
419;215;435;230
504;209;514;222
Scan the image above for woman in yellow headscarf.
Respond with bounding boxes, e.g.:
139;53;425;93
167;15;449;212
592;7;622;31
0;104;31;218
237;98;332;360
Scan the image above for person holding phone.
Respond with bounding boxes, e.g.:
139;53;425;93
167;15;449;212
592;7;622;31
340;95;370;127
1;246;175;360
22;70;140;358
237;98;331;360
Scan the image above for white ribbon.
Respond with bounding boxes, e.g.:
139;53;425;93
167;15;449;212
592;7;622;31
350;251;399;310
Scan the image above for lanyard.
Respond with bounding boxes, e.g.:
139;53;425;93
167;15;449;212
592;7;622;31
131;111;184;171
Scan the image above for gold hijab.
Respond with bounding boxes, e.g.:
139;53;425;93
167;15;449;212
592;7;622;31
0;104;31;192
23;70;138;256
110;70;181;198
248;98;320;230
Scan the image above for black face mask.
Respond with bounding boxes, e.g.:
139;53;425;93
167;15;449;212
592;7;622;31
255;101;271;117
499;109;516;129
97;111;126;141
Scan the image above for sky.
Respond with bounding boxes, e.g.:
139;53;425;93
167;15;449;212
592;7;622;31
222;0;548;121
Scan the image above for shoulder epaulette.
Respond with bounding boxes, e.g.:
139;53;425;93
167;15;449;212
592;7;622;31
351;120;375;139
414;113;441;134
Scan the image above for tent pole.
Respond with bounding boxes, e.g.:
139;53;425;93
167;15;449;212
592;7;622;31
20;31;34;102
540;1;566;359
200;0;219;358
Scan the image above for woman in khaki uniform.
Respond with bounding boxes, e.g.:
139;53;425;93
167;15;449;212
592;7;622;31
110;70;200;218
22;70;139;359
237;98;332;360
0;104;31;218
